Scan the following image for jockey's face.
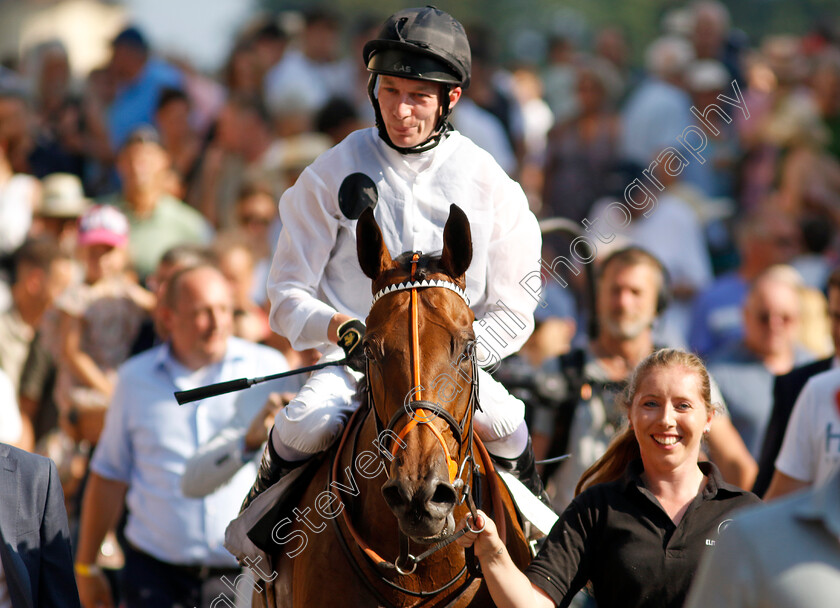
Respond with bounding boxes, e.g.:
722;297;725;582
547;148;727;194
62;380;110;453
377;75;461;148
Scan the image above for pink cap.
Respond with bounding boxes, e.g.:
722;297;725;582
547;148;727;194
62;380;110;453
77;205;130;248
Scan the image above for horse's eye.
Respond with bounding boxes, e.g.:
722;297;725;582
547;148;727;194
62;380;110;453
364;343;377;361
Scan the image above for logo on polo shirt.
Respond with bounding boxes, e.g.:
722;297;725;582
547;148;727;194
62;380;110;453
705;518;734;546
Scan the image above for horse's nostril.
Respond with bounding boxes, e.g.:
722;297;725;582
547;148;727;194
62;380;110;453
382;481;407;509
430;482;457;508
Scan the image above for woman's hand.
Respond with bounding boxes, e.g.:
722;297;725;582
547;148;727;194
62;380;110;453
456;510;506;559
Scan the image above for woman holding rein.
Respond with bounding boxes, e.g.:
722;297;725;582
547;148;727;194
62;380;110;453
458;349;760;608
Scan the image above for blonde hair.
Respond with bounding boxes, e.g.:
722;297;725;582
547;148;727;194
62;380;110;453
575;348;718;495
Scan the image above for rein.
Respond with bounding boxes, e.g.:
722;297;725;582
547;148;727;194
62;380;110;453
327;253;506;603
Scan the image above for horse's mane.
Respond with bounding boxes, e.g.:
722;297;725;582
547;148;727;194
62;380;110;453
391;250;444;281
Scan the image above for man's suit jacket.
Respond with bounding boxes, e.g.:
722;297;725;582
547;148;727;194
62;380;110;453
0;443;80;608
754;356;833;496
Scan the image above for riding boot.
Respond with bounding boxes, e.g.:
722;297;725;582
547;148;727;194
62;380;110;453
491;437;551;507
240;435;306;514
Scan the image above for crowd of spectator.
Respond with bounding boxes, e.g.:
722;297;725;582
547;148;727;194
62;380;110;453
0;0;839;606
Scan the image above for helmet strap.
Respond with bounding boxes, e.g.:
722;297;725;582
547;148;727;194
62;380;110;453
368;74;453;155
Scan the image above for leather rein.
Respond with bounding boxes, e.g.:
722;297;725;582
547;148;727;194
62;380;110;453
328;253;507;604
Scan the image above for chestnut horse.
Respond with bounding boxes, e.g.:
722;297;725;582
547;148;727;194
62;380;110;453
261;204;531;607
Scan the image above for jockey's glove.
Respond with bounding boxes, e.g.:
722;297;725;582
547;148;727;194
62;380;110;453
337;318;367;372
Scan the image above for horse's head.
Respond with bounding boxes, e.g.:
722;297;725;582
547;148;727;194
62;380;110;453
356;204;476;543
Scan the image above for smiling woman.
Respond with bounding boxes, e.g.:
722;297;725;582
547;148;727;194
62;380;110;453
457;348;761;608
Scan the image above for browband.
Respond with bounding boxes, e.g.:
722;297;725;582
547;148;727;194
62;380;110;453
372;279;470;306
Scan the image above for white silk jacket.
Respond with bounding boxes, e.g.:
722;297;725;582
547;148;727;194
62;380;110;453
267;127;542;362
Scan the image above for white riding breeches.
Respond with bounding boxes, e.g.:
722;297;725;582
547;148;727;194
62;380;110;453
271;351;526;461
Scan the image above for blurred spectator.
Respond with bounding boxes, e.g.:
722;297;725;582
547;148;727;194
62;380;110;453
620;35;695;167
0;88;39;268
0;237;73;389
0;442;80;608
590;162;714;343
509;65;554;206
24;40;87;182
689;1;745;84
154;87;201;196
106;26;183;151
0;367;23;447
542;59;621;223
53;205;155;447
213;231;271;343
0;87;33;173
0;237;74;449
231;182;274;308
247;18;288;86
30;172;90;253
465;24;525;169
689;206;801;356
593;26;633;102
546;247;755;509
263;8;352;123
791;212;835;291
753;266;840;496
764;365;840;500
738;36;840;214
511;64;554;166
193;96;277;228
75;265;287;608
221;39;263;101
708;266;814;458
685;466;840;608
542;35;579;125
107;125;212;280
681;59;740;198
812;49;840;162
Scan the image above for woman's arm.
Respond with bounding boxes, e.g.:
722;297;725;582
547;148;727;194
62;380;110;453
457;511;555;608
58;311;113;397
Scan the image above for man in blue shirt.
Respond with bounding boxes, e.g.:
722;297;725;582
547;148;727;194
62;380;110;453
107;26;182;151
74;264;288;608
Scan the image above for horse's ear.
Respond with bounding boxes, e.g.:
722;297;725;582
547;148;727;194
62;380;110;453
439;204;472;279
356;206;392;280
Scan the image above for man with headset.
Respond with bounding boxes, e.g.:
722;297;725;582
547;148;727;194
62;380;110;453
544;247;756;509
241;7;545;511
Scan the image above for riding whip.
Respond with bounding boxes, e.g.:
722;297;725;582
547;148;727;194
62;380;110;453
174;359;348;405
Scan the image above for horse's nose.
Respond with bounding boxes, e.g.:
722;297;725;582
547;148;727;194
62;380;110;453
382;477;457;520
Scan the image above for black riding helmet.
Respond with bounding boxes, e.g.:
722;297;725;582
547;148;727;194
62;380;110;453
363;6;471;154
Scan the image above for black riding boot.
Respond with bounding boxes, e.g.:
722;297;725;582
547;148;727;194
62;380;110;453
240;433;306;514
491;437;551;506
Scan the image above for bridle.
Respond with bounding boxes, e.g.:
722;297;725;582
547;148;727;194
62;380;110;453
328;253;503;604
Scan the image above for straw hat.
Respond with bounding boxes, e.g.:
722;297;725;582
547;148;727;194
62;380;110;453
38;173;90;218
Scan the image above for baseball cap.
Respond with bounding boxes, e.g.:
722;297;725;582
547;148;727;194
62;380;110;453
38;173;90;218
78;205;130;248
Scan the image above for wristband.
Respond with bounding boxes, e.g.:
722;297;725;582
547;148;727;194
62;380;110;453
74;562;103;577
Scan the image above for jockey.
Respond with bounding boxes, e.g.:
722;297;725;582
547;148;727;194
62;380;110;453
242;6;546;511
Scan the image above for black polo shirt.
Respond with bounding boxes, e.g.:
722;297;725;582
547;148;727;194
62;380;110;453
525;460;760;608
